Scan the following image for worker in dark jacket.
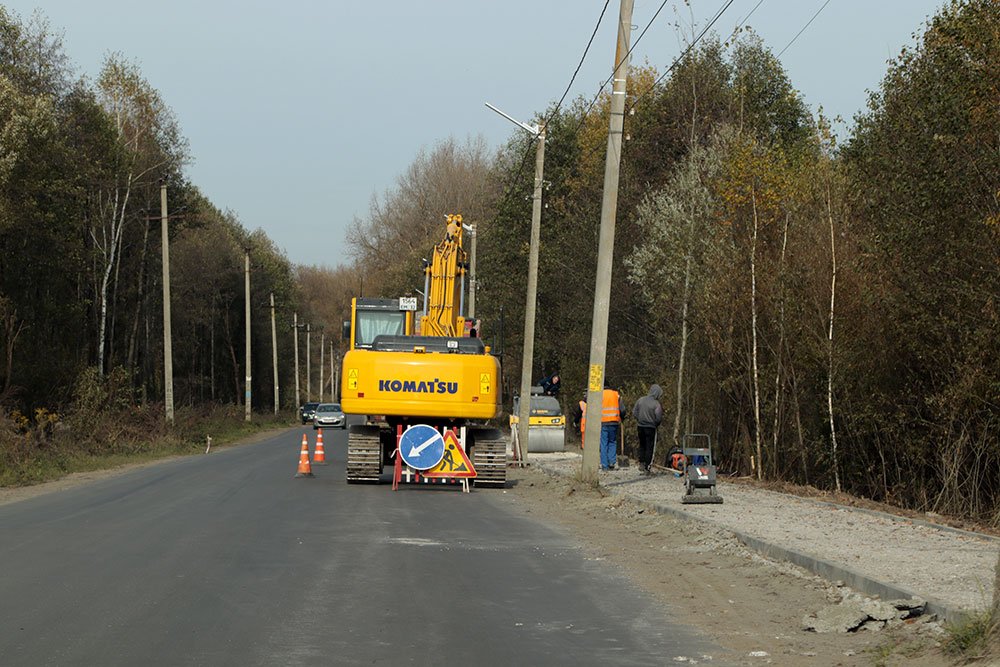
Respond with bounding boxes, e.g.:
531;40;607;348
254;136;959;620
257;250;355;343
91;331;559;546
539;373;561;397
632;384;663;472
571;392;587;446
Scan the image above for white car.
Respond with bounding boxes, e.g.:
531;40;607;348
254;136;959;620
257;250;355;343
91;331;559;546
313;403;346;430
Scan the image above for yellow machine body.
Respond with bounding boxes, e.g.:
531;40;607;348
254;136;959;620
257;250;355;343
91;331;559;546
341;347;500;421
339;215;500;422
509;414;566;428
341;215;507;486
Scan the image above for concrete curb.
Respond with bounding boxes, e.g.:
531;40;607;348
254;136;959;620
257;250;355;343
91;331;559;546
531;461;968;625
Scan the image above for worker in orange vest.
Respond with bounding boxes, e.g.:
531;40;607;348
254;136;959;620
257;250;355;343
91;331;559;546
599;382;624;470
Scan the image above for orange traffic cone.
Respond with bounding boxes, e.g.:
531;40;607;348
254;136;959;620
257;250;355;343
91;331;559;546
313;429;327;465
295;434;314;478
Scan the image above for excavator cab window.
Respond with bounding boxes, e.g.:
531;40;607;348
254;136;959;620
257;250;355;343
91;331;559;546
348;298;415;350
355;310;406;349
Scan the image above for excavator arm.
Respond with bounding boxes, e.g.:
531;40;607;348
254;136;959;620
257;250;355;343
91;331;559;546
419;214;468;337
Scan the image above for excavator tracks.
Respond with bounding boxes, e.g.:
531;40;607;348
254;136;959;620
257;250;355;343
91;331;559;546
346;425;383;483
471;427;507;488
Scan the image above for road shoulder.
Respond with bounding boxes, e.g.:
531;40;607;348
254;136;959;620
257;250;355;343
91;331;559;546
505;464;947;666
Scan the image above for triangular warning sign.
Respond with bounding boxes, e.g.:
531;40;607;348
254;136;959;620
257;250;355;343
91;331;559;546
423;430;477;478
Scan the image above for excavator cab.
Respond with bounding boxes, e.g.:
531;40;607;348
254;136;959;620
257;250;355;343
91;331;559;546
344;297;415;351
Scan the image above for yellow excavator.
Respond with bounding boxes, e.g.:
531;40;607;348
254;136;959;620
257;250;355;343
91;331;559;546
339;215;506;486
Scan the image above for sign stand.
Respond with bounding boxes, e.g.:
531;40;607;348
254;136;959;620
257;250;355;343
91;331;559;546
392;425;477;492
392;424;403;491
509;426;526;467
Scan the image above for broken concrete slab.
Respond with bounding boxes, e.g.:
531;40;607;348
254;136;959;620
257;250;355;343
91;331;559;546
859;619;886;632
888;597;926;618
803;603;870;633
861;599;900;622
805;594;931;633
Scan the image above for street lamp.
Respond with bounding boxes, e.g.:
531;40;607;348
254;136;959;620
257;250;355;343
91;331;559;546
485;102;546;464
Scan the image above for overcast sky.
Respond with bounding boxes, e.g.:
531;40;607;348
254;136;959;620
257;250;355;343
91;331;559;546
7;1;944;268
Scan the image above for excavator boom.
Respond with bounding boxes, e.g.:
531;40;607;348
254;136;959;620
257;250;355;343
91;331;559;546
419;214;468;338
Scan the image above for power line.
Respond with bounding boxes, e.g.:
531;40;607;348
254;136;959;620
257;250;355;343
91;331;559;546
777;0;832;57
628;0;738;114
730;0;765;44
572;0;672;137
492;1;613;215
569;0;739;171
547;0;612;122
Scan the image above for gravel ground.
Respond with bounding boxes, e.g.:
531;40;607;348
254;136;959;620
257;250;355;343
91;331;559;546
531;451;999;614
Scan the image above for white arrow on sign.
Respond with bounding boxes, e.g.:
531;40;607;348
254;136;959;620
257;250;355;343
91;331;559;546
409;434;440;458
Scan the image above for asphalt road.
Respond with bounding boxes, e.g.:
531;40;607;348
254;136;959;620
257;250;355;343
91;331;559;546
0;424;717;666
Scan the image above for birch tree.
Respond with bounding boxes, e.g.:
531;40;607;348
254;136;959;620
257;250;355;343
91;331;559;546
824;184;841;492
92;54;183;376
627;139;725;464
717;132;787;478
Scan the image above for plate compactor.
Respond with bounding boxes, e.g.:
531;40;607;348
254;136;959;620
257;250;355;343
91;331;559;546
680;434;723;504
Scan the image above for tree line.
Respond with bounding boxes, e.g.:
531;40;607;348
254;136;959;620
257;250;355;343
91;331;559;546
349;1;1000;523
0;8;340;418
2;2;997;523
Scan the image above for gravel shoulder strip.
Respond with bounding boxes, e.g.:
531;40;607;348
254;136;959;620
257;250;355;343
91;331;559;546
531;452;998;621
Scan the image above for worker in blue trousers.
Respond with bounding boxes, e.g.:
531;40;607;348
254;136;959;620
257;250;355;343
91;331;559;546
600;382;625;470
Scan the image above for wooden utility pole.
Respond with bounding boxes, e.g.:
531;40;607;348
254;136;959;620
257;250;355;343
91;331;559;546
244;251;251;422
582;0;634;477
305;323;311;403
270;292;278;415
160;182;174;425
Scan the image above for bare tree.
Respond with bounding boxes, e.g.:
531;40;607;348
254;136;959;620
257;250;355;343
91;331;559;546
825;184;841;492
92;54;184;376
0;296;25;394
750;188;763;479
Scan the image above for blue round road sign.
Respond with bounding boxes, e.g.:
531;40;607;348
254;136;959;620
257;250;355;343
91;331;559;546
399;425;445;470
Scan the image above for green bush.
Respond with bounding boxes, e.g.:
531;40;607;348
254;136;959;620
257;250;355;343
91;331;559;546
0;368;296;488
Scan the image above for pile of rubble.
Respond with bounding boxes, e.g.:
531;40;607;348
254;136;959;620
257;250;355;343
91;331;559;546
803;590;929;633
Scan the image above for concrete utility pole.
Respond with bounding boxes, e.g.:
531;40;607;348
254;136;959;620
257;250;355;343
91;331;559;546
582;0;634;477
485;103;547;464
270;292;278;415
331;340;338;401
305;323;311;403
293;312;301;410
160;182;174;425
319;330;325;403
244;251;252;422
516;127;546;463
467;222;478;319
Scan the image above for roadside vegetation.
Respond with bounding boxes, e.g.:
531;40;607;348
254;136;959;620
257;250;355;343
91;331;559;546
0;8;337;485
940;555;1000;662
0;366;291;487
2;1;999;536
352;0;1000;527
